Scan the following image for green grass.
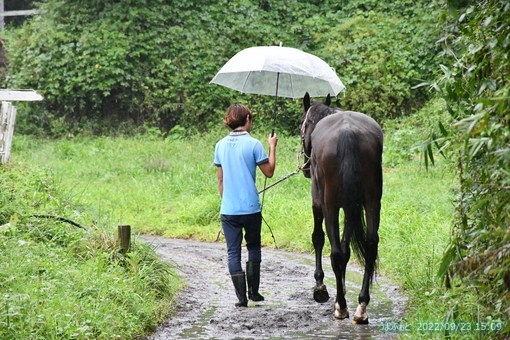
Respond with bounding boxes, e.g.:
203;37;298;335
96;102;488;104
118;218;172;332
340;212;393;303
380;160;455;290
10;121;456;262
9;108;500;339
0;164;180;340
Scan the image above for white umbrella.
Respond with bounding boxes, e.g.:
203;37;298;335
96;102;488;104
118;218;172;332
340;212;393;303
210;45;345;99
210;45;345;134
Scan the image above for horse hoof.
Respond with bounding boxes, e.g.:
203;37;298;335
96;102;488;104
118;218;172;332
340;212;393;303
334;303;349;319
352;316;369;324
352;303;368;324
313;285;329;303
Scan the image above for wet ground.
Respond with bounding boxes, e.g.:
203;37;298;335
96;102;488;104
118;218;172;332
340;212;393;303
140;236;407;340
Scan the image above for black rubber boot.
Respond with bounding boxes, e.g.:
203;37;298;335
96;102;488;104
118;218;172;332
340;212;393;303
246;261;265;301
230;272;248;307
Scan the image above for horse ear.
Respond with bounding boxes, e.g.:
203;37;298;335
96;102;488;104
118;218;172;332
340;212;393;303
325;93;331;106
303;92;311;112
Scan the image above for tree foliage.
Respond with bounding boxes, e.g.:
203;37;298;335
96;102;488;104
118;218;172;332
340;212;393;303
302;0;441;119
428;0;510;333
3;0;438;136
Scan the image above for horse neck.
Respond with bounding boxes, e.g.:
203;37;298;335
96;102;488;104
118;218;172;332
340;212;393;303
306;105;333;130
301;105;332;156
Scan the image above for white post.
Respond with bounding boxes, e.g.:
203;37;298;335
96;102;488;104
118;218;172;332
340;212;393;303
0;90;43;164
0;0;4;30
0;101;11;163
0;102;16;163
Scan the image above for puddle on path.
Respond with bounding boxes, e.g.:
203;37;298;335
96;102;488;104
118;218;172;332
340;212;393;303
140;237;405;340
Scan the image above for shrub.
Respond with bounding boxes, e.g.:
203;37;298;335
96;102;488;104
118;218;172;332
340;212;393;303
4;0;440;136
425;1;510;335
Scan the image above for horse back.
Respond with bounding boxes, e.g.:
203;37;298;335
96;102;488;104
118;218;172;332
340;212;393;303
311;110;383;157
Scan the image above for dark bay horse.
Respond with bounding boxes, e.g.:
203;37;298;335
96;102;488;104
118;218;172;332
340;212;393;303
300;92;383;324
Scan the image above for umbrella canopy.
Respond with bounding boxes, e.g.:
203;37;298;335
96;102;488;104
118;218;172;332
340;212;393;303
210;46;345;99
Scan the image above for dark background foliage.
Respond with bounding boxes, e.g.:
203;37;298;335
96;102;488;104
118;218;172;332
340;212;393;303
3;0;36;27
3;0;438;136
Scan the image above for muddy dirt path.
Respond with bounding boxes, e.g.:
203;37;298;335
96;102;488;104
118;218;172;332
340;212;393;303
140;236;406;340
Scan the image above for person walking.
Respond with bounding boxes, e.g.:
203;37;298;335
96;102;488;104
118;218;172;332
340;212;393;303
214;103;278;307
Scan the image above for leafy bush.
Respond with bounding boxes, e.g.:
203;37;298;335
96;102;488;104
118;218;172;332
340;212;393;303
4;0;301;136
4;0;440;136
304;0;442;120
424;0;510;336
382;98;450;167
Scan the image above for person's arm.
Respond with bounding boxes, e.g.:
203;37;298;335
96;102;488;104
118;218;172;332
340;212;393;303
217;166;224;197
259;134;278;178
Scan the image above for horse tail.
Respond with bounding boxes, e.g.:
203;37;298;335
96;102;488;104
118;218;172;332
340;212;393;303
338;128;367;268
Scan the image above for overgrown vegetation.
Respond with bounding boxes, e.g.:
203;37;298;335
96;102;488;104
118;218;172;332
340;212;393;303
0;164;180;339
419;0;509;336
305;1;440;119
11;103;460;337
1;0;509;338
3;0;437;136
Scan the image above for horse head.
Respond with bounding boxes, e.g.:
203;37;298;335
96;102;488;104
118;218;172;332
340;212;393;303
300;92;332;178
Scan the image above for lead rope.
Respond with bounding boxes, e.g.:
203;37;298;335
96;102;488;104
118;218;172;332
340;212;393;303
259;107;313;248
259;149;310;249
214;150;310;243
260;160;276;248
261;107;313;197
258;151;309;194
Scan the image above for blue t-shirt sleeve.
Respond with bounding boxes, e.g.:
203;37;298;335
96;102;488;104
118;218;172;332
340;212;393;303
214;142;221;166
253;140;268;165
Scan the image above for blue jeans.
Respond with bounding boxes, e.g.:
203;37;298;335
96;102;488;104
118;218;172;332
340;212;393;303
221;212;262;273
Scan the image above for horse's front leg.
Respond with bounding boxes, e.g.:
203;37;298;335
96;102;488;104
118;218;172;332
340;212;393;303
312;203;329;303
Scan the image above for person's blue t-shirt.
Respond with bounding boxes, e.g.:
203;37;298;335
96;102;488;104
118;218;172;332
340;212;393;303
214;131;268;215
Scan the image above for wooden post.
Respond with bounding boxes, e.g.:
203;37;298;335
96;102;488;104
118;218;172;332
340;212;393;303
117;225;131;254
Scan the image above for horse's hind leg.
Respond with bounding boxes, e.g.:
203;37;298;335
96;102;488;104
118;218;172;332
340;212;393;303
312;203;329;303
334;217;352;319
323;204;350;319
354;220;378;324
354;185;382;324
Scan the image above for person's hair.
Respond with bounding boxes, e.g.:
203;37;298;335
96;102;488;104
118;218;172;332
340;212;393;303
224;104;251;130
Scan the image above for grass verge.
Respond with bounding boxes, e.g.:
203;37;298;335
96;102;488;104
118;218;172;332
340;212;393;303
0;163;180;339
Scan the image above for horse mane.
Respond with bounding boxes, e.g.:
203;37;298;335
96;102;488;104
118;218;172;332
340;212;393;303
309;102;334;124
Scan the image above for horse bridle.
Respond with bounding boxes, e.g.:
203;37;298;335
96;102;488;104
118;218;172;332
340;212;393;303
257;108;312;195
299;106;313;170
